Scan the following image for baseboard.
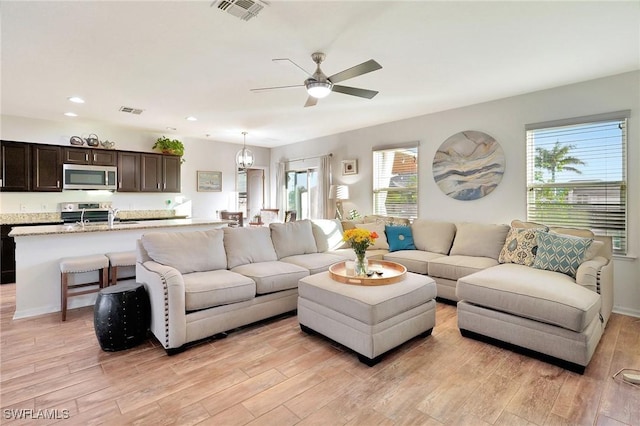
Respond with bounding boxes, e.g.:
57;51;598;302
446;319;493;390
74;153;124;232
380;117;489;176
612;306;640;318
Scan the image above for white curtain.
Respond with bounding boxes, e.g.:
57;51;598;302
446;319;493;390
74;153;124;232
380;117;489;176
275;161;286;220
319;154;332;219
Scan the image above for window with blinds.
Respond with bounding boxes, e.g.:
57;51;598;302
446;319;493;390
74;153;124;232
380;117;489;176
373;145;418;219
526;111;628;255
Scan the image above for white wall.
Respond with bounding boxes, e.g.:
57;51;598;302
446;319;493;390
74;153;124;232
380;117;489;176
270;71;640;317
0;115;270;218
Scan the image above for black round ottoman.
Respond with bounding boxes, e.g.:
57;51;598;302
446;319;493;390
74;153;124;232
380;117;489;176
94;282;150;351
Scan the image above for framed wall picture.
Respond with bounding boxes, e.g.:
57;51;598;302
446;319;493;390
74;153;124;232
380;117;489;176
342;159;358;175
197;171;222;192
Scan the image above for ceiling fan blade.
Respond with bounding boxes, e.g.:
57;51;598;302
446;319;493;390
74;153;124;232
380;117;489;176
273;58;312;76
332;85;379;99
328;59;382;84
304;96;318;108
250;84;303;92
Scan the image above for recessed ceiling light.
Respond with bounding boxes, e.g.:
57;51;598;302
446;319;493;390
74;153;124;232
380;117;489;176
64;112;78;117
166;127;177;131
68;96;85;104
186;116;197;121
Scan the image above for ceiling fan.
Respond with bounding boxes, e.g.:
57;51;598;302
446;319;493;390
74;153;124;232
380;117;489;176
250;52;382;107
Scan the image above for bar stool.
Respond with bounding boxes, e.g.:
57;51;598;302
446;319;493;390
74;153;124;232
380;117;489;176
106;251;137;286
59;254;109;321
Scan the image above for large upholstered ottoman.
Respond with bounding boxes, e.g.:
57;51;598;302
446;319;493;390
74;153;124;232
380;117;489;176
297;271;437;365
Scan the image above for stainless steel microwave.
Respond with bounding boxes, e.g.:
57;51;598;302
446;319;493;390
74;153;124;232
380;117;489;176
62;164;117;190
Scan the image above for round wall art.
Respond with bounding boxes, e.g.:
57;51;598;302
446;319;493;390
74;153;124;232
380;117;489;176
432;130;505;201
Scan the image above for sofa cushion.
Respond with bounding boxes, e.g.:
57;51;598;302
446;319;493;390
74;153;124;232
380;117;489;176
270;220;318;259
498;227;540;266
533;232;594;278
355;222;389;250
511;219;549;231
141;229;227;274
457;263;601;332
428;255;498;281
383;250;447;275
449;222;510;260
223;227;278;269
280;253;346;275
411;219;456;255
231;261;309;294
311;219;347;252
363;215;411;226
182;270;255;311
385;225;416;252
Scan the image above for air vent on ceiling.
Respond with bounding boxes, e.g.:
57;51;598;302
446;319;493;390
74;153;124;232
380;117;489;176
212;0;268;21
119;106;144;115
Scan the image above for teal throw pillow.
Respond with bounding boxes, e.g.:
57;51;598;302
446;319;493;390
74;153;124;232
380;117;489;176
385;225;416;252
533;232;593;278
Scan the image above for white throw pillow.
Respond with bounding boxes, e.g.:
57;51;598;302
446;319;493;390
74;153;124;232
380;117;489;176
270;220;318;259
141;229;227;274
354;222;389;250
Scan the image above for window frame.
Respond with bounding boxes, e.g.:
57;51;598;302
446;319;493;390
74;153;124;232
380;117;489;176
525;110;629;255
372;143;419;219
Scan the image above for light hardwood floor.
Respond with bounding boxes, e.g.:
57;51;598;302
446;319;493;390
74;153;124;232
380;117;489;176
1;282;639;425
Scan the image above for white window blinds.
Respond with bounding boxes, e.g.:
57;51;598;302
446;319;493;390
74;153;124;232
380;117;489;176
526;111;628;255
373;145;418;219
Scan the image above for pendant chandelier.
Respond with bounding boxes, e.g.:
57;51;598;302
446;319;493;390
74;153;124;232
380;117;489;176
235;131;254;169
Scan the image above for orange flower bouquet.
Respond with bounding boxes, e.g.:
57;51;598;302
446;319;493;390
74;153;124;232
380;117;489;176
342;228;379;276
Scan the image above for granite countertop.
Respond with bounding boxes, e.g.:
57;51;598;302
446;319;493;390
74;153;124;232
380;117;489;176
0;210;185;225
9;218;232;237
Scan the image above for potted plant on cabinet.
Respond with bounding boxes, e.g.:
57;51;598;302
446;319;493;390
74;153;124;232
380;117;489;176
153;136;185;162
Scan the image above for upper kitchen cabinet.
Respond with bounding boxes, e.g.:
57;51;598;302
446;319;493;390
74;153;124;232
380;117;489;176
1;140;31;191
140;153;181;193
117;151;140;192
63;147;117;166
32;144;62;191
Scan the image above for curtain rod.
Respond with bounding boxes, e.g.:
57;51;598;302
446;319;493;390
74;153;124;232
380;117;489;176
280;153;332;164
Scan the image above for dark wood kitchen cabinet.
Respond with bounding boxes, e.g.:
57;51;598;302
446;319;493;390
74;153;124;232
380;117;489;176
1;141;61;192
1;141;31;191
63;147;117;166
140;153;181;193
32;144;62;191
117;151;140;192
1;225;16;284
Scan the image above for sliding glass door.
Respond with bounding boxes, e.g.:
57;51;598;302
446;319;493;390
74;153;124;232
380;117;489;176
286;168;319;219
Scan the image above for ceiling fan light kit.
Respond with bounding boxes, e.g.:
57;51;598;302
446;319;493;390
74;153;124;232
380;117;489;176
251;52;382;107
306;80;332;98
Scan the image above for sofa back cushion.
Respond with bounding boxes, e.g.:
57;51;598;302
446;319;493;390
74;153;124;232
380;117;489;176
223;226;278;269
270;219;318;259
411;219;456;254
450;222;510;260
311;219;347;252
141;229;227;274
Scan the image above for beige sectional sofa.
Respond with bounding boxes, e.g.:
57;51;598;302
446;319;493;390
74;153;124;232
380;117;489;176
136;215;613;372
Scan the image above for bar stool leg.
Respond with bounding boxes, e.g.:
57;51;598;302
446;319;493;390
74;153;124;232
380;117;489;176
110;266;118;287
61;272;68;321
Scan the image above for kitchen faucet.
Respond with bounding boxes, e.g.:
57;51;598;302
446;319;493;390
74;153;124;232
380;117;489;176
76;208;89;226
108;208;119;227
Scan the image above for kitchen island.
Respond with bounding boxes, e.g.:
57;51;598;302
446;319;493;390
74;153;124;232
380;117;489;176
9;219;231;319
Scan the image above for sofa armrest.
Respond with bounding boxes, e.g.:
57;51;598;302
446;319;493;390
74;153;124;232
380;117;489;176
136;260;187;350
576;256;613;327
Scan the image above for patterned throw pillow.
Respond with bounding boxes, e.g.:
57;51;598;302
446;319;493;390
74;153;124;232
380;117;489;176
385;225;416;252
498;228;540;266
533;232;594;278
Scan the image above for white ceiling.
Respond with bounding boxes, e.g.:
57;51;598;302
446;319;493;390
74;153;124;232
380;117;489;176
2;1;639;148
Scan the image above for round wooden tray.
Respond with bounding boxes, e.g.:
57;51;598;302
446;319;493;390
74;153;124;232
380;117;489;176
329;259;407;286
